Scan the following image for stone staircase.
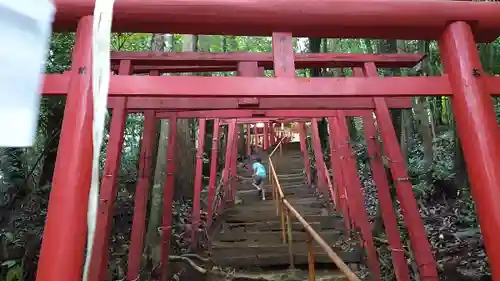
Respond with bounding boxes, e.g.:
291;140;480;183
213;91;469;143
209;142;362;273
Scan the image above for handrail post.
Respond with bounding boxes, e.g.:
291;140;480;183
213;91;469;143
285;208;295;269
271;170;276;202
275;179;279;216
279;141;283;158
280;200;286;244
306;232;316;281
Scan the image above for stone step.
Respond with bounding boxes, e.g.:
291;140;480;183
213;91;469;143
226;203;326;214
224;214;344;226
230;197;324;208
236;190;324;203
236;190;320;204
210;243;363;267
223;220;324;232
214;229;343;244
225;207;323;219
273;163;304;169
211;252;361;268
275;175;305;182
210;147;359;270
236;191;320;203
272;157;304;162
237;183;311;193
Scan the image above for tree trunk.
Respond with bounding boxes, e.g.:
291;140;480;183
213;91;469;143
377;40;403;146
174;35;198;199
146;33;168;265
308;38;330;153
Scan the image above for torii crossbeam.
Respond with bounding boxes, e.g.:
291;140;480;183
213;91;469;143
36;1;500;281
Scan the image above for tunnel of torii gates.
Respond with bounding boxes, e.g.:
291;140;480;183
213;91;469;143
33;1;500;281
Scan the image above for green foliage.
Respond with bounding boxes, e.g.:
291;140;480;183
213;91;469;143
4;263;22;281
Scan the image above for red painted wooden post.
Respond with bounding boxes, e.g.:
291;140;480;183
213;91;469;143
363;61;438;280
88;102;127;281
361;112;410;281
160;116;178;281
311;119;328;195
207;119;220;227
373;97;439;280
327;118;350;231
89;60;131;281
263;123;269;151
330;111;380;279
36;16;94;281
127;110;157;281
221;120;237;206
191;118;207;249
230;123;239;201
247;123;252;156
298;123;311;185
439;21;500;280
351;67;409;281
269;123;276;146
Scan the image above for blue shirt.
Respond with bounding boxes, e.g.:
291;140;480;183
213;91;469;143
252;162;267;177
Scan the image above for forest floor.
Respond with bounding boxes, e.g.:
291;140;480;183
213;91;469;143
363;182;490;281
0;179;492;281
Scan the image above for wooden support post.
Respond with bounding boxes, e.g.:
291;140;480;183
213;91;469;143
311;119;328;195
127;110;157;281
352;67;410;281
285;208;295;268
160;116;177;281
298;123;311;185
230;123;239;201
89;60;131;281
88;98;127;281
191;118;207;249
36;16;94;281
222;120;237;205
206;119;220;227
306;232;316;281
263;123;269;151
364;61;438;280
327;118;351;231
247;123;252;157
439;21;500;281
330;111;380;279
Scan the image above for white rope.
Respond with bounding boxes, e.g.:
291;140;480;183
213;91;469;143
82;0;115;280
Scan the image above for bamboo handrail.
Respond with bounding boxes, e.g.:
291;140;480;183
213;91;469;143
268;140;361;281
283;200;361;281
269;137;284;157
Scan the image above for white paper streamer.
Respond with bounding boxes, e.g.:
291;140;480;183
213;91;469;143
82;0;115;280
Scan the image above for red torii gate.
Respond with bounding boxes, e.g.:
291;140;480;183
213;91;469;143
42;50;426;281
37;1;500;281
